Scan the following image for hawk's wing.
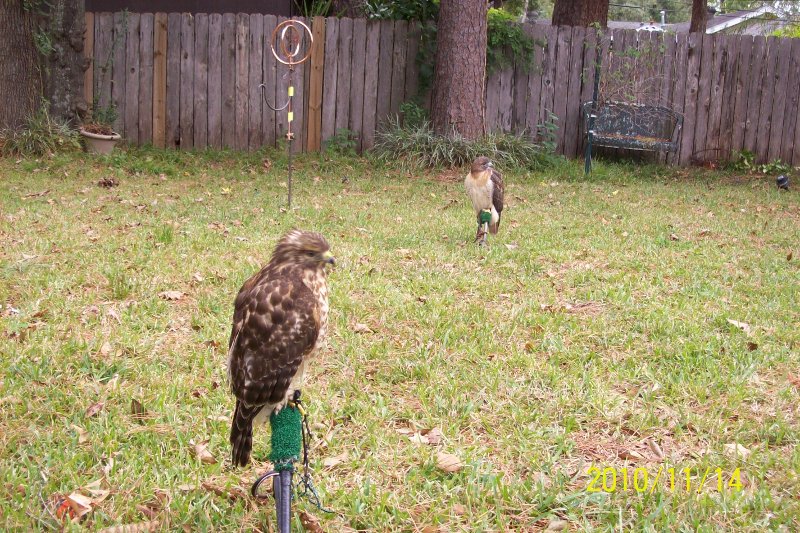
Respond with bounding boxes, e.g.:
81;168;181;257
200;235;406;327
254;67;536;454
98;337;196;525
228;270;321;466
228;272;320;407
490;169;504;216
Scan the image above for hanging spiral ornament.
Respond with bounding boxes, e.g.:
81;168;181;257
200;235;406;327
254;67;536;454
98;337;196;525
260;19;313;209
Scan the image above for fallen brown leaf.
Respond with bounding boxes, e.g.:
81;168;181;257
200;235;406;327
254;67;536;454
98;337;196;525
726;319;753;337
72;424;89;444
98;521;160;533
547;519;569;531
352;323;372;334
617;449;644;461
85;402;105;418
131;398;147;419
200;481;246;501
423;427;443;446
723;442;751;459
646;438;664;460
436;451;464;473
192;440;217;465
299;510;324;533
323;451;348;469
158;290;184;301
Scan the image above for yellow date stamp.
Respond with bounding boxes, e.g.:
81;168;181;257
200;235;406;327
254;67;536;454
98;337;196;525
586;466;743;494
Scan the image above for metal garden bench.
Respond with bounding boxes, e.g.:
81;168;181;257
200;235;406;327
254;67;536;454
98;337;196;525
582;100;683;174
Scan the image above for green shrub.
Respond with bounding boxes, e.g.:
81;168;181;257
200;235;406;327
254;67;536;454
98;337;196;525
372;117;556;171
0;105;81;157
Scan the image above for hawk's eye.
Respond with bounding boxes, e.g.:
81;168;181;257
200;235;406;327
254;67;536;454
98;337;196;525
305;251;315;257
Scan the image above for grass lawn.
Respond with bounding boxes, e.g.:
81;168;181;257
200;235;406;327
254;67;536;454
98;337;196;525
1;148;798;532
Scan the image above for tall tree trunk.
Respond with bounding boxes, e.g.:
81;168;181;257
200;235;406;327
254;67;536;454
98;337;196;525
431;0;487;140
42;0;88;125
552;0;609;28
690;0;708;33
0;1;42;131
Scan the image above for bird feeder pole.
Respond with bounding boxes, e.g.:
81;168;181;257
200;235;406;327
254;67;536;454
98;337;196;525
261;20;313;210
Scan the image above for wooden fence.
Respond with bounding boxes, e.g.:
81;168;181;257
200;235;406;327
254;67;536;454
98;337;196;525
84;13;800;166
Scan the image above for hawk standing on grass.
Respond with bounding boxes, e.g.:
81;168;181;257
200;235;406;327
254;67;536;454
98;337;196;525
228;229;335;467
464;156;504;243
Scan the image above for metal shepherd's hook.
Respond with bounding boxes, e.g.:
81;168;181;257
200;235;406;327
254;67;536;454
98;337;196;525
260;19;313;210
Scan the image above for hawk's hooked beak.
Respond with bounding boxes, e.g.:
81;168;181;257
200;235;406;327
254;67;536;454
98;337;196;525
321;251;335;265
487;160;494;169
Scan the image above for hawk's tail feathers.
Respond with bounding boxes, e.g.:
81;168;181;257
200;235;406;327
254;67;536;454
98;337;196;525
230;400;262;467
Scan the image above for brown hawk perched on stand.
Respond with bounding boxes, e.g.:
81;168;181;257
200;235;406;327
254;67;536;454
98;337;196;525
464;156;504;243
228;229;335;467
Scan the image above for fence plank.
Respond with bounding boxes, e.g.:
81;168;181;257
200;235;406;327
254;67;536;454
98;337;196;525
767;37;792;162
275;17;290;148
247;14;263;150
485;69;500;131
307;16;325;151
139;13;154;144
404;22;420;103
94;13;113;116
234;13;249;150
178;14;194;149
376;20;394;126
390;20;407;116
84;12;94;109
361;20;380;150
794;39;800;164
730;36;752;155
577;29;599;154
692;34;715;164
165;13;181;148
207;13;222;148
705;35;726;163
153;13;167;148
552;26;572;154
321;17;339;143
189;13;207;148
782;39;800;165
292;17;308;154
125;13;141;144
743;36;765;155
538;25;558;138
525;24;546;139
110;12;126;134
349;18;367;151
667;33;687;165
511;26;532;135
261;15;278;148
563;26;585;158
679;32;703;165
334;17;353;135
718;35;739;161
755;37;779;163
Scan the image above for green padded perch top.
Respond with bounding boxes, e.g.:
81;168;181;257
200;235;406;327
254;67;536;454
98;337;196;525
269;406;302;472
479;209;492;224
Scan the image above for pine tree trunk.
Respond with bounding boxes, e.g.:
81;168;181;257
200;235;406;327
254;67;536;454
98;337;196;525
690;0;708;33
431;0;487;140
0;0;42;131
552;0;609;28
42;0;88;125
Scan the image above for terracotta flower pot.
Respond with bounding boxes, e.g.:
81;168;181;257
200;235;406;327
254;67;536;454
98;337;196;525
80;128;122;155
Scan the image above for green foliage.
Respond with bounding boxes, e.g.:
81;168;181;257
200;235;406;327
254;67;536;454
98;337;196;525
293;0;334;17
372;117;556;170
89;98;119;129
773;25;800;38
727;150;792;175
487;8;535;73
0;105;81;156
363;0;438;21
399;101;429;128
324;128;359;156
